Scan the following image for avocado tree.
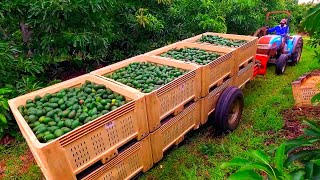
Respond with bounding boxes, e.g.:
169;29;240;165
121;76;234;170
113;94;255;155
302;3;320;62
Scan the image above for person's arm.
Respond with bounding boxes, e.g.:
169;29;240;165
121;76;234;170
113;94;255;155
267;26;277;33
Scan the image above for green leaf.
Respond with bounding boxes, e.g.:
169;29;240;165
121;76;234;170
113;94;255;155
275;143;285;174
0;113;7;124
313;164;320;179
239;162;273;176
0;99;9;110
283;172;293;180
312;159;320;166
303;120;320;135
228;170;263;180
285;138;313;154
290;169;305;180
305;161;314;180
0;88;12;95
303;128;320;138
311;93;320;104
285;150;320;167
302;3;320;32
220;158;251;168
285;137;311;146
250;150;270;165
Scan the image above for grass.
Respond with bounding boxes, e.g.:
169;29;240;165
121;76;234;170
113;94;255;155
0;139;42;180
0;40;319;180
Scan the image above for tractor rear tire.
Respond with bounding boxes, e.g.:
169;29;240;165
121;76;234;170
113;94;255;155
290;38;303;65
275;54;288;75
214;87;244;133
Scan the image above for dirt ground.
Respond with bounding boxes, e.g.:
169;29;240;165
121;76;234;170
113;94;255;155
281;106;320;139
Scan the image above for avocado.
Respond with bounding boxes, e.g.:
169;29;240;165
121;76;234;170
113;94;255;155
48;121;57;126
79;113;89;122
62;109;70;118
71;120;80;129
36;126;47;135
61;127;72;134
65;119;72;128
28;115;38;123
54;129;64;138
68;110;76;119
44;117;53;124
43;134;56;142
57;121;65;128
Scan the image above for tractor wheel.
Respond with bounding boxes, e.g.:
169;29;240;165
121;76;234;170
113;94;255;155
275;54;288;75
214;87;244;133
290;38;303;65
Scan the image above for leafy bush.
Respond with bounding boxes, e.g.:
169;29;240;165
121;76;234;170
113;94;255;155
221;120;320;180
0;0;306;87
301;3;320;72
0;88;15;139
221;144;289;180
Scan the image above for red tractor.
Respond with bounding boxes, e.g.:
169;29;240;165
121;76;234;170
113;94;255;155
253;11;304;76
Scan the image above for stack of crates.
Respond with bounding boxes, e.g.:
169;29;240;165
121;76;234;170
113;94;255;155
145;42;236;125
9;75;153;179
8;32;258;180
91;55;202;164
179;32;258;123
182;32;258;89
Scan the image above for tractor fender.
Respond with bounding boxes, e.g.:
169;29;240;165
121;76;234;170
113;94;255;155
291;35;303;53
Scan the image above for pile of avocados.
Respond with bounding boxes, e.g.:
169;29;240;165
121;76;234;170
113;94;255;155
104;62;187;93
19;81;128;143
199;35;247;47
160;47;221;65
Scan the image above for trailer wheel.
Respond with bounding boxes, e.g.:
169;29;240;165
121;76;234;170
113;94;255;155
275;54;288;75
214;86;244;133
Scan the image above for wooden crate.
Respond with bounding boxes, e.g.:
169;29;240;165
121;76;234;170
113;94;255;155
292;70;320;106
145;42;236;97
79;136;153;180
8;74;149;180
91;55;201;132
182;32;258;74
200;77;233;125
150;101;200;163
233;58;255;88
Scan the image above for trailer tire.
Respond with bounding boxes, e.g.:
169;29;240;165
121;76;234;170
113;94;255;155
275;54;288;75
214;86;244;133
